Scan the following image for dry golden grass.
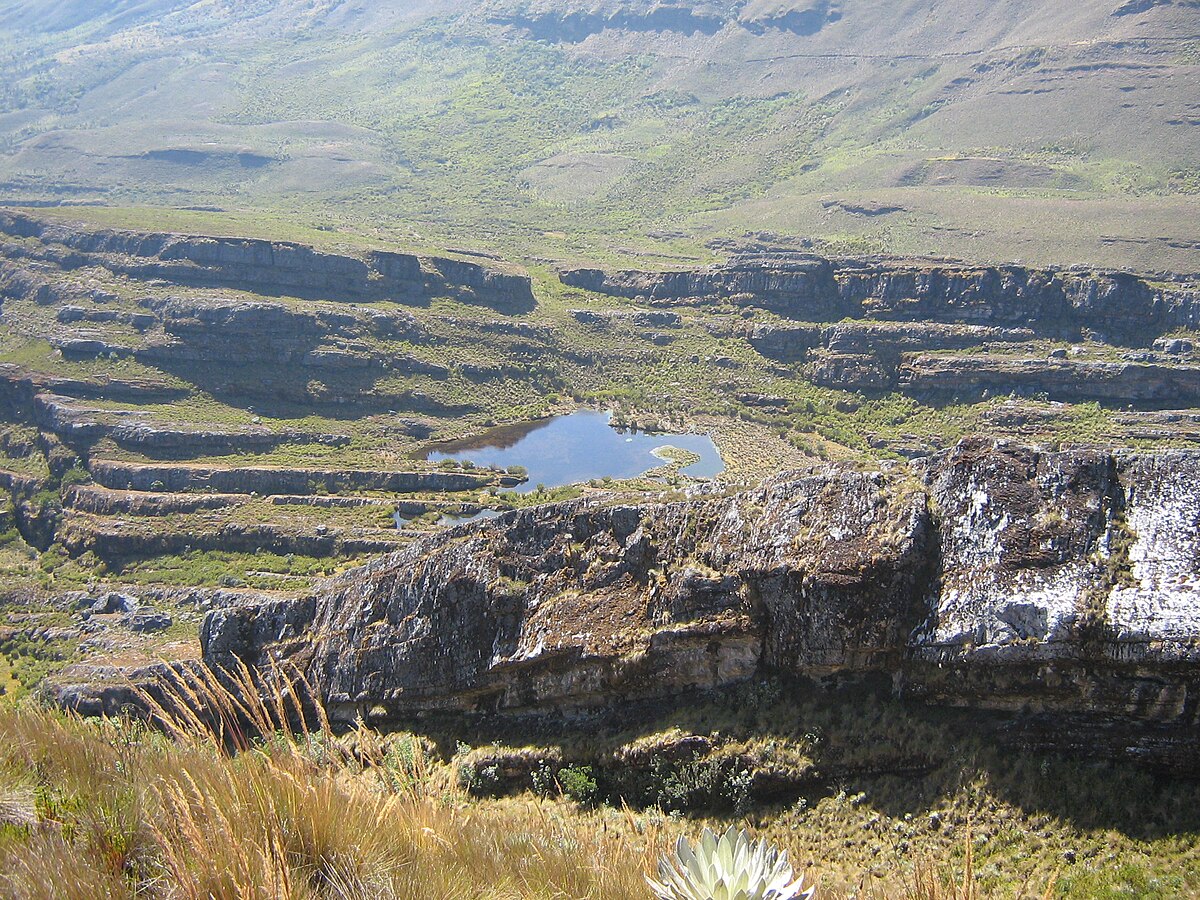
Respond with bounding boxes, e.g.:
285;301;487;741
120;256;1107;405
0;665;1090;899
0;665;667;899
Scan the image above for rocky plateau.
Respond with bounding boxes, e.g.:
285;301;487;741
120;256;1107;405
2;213;1200;777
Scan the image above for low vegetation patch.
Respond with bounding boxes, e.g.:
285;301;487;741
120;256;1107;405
0;671;1194;898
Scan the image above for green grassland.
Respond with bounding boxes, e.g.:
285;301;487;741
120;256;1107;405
0;1;1197;271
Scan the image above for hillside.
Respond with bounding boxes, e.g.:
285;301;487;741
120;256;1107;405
2;206;1199;711
0;0;1197;269
1;6;1200;893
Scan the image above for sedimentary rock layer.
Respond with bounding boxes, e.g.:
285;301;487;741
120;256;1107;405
87;460;502;494
201;439;1200;764
562;257;1200;345
0;211;534;310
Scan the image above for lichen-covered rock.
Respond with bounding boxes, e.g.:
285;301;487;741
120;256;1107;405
1108;452;1200;647
904;442;1200;752
915;441;1120;652
205;469;930;718
199;440;1200;763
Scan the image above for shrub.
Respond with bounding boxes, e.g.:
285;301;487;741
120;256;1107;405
58;466;92;489
457;759;502;796
558;764;599;805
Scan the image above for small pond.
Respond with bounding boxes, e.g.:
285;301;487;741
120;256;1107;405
417;410;724;494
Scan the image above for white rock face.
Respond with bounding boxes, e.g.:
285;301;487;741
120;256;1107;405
919;443;1116;654
1108;453;1200;647
912;443;1200;663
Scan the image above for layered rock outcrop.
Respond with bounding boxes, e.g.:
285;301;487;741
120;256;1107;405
0;211;534;310
488;0;844;43
201;440;1200;765
87;460;505;494
899;355;1200;405
58;512;405;560
562;257;1200;345
567;256;1200;407
563;257;850;320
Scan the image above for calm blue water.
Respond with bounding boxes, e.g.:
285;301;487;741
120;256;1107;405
419;410;724;494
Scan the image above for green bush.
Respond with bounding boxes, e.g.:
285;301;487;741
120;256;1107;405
457;759;502;796
558;765;599;805
58;466;92;489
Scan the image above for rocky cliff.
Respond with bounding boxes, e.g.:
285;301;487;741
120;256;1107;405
564;255;1200;410
486;0;841;43
201;439;1200;768
0;212;534;311
561;257;1200;346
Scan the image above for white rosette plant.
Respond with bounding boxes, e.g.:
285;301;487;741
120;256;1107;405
647;826;816;900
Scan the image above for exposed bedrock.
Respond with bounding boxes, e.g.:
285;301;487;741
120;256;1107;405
62;484;429;517
899;355;1200;406
30;391;352;455
807;351;898;392
490;6;725;41
201;439;1200;766
142;296;365;364
562;258;850;320
744;318;1200;405
0;364;185;420
489;1;843;43
562;259;1199;344
58;512;405;560
747;321;1038;370
64;484;247;515
807;351;1200;406
0;211;534;311
88;460;505;494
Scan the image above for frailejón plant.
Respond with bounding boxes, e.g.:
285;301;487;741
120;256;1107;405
646;825;816;900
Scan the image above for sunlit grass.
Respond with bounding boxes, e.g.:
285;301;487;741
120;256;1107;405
0;667;1195;898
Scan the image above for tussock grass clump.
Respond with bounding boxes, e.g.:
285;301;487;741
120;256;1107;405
0;667;660;900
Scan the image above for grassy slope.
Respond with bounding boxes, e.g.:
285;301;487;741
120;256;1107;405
0;0;1195;270
0;672;1197;898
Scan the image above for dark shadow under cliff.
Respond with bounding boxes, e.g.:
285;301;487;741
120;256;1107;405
360;673;1200;841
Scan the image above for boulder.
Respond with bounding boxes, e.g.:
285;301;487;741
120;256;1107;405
90;592;140;615
123;610;173;632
